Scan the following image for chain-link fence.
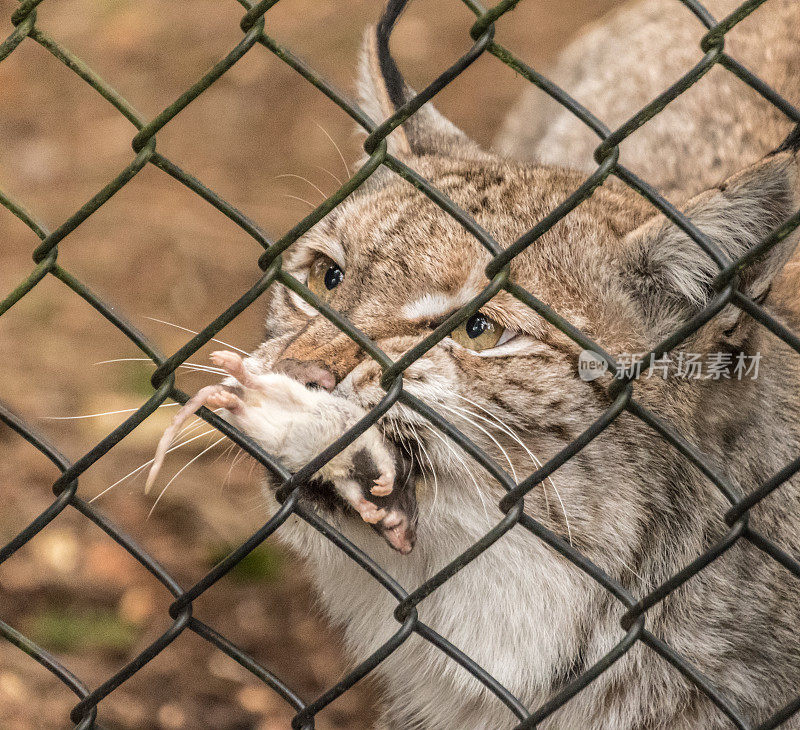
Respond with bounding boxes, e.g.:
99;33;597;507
3;0;800;727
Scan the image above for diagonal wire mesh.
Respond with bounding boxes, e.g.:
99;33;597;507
2;0;800;727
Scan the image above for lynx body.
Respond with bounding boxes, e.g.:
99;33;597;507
157;0;800;727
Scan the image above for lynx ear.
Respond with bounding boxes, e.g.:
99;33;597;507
357;3;481;158
622;146;800;343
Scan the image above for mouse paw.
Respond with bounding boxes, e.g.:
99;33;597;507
370;472;394;497
205;389;243;413
353;498;388;525
210;350;260;390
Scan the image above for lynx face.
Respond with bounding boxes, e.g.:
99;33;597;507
235;114;799;729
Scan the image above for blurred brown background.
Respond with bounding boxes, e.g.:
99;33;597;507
0;0;620;727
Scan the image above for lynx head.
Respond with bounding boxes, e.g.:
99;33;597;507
250;19;800;554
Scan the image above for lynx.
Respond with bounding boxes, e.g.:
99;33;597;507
152;0;800;726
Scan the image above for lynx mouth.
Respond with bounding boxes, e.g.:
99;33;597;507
284;426;420;555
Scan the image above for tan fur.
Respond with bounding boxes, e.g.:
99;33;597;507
498;0;800;199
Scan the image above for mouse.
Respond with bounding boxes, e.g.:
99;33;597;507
145;350;417;554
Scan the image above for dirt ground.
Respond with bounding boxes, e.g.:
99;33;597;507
0;0;620;728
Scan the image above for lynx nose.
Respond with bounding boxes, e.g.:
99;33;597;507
272;358;336;391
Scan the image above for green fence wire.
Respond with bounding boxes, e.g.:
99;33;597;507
2;0;800;728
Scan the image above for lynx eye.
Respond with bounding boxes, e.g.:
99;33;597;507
306;255;344;302
451;313;505;352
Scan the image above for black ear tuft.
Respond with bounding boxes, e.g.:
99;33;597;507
376;0;411;112
356;1;483;159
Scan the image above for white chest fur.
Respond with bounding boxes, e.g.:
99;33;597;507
267;480;592;729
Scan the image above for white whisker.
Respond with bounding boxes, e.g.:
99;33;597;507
41;403;179;420
94;358;153;366
540;475;572;545
314;121;351;179
179;365;227;375
174;415;215;442
400;422;428;485
419;426;451;517
423;424;453;473
452;394;572;545
148;436;226;518
215;441;237;467
426;424;490;522
439;404;518;482
617;556;645;583
455;396;552;520
222;446;248;491
314;164;343;187
274;173;328;201
93;357;226;376
143;317;249;356
408;421;439;515
283;193;317;211
88;427;216;503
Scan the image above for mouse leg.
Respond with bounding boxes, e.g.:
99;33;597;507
145;383;240;494
377;507;416;555
335;479;388;524
370;473;394;497
370;452;417;555
210;350;263;390
347;442;417;554
205;388;244;413
351;431;395;498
